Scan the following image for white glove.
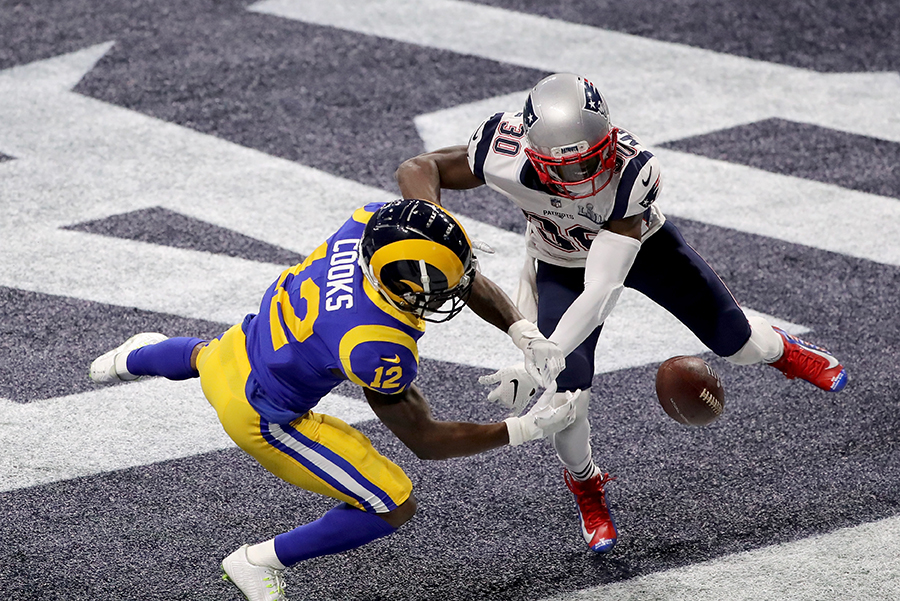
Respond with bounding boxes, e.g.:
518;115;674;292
505;386;580;446
478;364;538;416
508;319;566;388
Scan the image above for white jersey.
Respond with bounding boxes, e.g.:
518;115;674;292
467;111;665;267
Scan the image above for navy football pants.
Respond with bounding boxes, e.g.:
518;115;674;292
536;221;752;392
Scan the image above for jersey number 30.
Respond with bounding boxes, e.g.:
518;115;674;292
492;121;525;156
527;213;596;252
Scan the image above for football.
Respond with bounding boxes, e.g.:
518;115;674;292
655;356;725;426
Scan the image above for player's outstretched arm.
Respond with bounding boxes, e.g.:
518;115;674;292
365;384;506;460
395;145;483;206
465;271;524;334
547;215;643;356
364;383;576;460
396;146;564;385
468;272;565;387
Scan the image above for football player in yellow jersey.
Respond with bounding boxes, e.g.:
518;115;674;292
89;199;575;601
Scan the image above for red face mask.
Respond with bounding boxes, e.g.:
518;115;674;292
525;128;619;199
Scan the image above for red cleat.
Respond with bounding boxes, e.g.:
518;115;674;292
564;469;617;553
769;328;847;392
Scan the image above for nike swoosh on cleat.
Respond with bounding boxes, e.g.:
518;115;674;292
578;517;616;552
802;345;840;369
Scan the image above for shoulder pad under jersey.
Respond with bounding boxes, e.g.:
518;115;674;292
610;150;663;221
467;111;526;182
338;325;419;395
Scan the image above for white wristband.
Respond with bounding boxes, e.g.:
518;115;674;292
504;417;527;446
504;416;541;446
508;319;542;351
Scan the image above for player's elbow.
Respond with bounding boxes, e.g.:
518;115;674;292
395;155;430;184
404;430;454;461
414;450;442;461
407;441;448;461
393;160;409;183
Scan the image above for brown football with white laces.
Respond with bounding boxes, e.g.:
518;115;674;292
655;356;725;426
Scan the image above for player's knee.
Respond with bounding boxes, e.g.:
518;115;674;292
190;340;209;371
380;494;417;529
556;356;593;393
725;315;783;365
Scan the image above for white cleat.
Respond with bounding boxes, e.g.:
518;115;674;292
222;545;288;601
88;332;168;384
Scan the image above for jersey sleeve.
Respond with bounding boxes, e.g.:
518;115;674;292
338;326;419;395
610;152;663;221
467;112;506;182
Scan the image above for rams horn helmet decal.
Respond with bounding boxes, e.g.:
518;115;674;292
523;73;619;200
359;199;477;323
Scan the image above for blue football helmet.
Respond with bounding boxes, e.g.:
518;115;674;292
359;199;476;322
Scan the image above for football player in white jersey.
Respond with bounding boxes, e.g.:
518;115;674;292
396;72;847;554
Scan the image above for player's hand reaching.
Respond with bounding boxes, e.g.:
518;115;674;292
504;385;580;445
478;364;538;416
507;319;565;388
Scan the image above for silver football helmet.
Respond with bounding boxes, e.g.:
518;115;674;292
522;73;619;199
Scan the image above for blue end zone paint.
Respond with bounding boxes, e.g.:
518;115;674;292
0;1;898;599
0;286;227;402
0;0;546;233
469;0;900;73
63;206;306;266
71;9;546;196
661;118;900;200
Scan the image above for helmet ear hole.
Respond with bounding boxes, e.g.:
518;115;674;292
359;199;476;322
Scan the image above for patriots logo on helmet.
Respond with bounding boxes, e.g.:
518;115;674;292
523;95;539;129
582;78;607;116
